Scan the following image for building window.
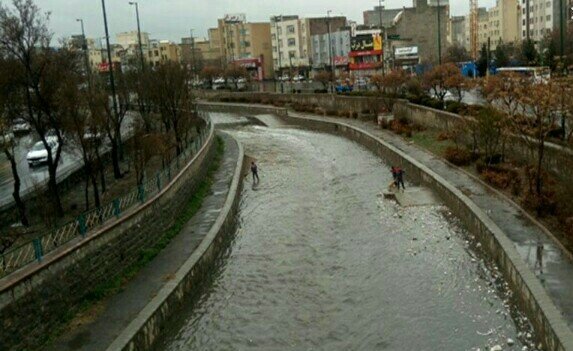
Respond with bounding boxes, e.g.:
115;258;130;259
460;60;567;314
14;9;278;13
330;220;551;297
278;39;283;47
278;27;282;35
288;38;296;46
287;25;295;34
546;15;551;22
272;34;276;40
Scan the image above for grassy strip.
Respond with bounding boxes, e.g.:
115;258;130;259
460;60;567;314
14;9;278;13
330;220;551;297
89;135;224;301
43;136;225;348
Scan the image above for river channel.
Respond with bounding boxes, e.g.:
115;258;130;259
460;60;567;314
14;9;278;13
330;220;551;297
156;119;533;350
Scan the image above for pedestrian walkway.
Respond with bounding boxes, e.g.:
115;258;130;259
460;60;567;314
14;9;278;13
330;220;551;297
47;132;240;351
288;110;573;329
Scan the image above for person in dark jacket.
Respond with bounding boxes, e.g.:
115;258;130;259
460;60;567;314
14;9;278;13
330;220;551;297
251;161;259;183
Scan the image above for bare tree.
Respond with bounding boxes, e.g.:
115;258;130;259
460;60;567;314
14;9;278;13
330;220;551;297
0;56;28;225
513;80;559;200
150;62;193;156
224;64;249;90
0;0;79;217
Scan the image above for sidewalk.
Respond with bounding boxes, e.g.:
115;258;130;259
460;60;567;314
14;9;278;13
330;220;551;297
47;132;240;351
288;110;573;329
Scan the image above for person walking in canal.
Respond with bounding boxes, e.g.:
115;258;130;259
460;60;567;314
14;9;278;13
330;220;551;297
251;161;260;184
395;166;406;191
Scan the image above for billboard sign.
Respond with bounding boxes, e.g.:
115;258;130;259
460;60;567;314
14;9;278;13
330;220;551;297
334;56;349;66
351;34;382;52
224;13;246;23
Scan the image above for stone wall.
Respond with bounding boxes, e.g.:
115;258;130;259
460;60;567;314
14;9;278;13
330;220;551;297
107;132;247;351
197;102;573;351
0;123;216;351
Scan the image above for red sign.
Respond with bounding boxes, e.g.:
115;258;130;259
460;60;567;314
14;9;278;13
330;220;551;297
334;56;349;66
349;62;382;70
349;50;383;57
232;58;262;68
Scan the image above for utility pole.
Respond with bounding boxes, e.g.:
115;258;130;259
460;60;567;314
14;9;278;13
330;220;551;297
129;1;145;71
378;0;387;75
101;0;119;122
559;0;564;73
437;0;442;65
274;15;284;93
190;29;196;81
76;18;91;80
327;10;333;92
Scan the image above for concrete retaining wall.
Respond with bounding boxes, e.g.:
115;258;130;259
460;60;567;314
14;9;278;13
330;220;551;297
106;132;247;351
198;102;573;351
0;123;216;351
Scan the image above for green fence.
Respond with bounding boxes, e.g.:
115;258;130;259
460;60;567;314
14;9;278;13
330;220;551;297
0;113;212;279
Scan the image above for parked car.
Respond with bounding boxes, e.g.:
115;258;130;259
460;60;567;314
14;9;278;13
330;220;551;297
26;140;58;167
212;77;226;90
292;75;305;82
11;118;31;134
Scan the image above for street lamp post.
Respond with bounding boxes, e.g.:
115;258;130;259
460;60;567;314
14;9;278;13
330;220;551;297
101;0;119;122
129;1;145;71
327;10;333;92
559;0;564;73
437;0;442;65
190;29;197;80
76;18;91;79
274;15;284;93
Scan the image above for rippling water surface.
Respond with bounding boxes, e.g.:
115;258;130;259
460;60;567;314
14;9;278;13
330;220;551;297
157;124;531;350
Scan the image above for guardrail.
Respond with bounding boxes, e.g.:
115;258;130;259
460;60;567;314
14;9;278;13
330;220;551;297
0;112;212;280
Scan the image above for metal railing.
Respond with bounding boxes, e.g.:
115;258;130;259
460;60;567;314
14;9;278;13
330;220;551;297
0;113;212;280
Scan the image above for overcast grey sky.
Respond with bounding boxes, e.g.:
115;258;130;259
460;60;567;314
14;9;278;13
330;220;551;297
39;0;496;43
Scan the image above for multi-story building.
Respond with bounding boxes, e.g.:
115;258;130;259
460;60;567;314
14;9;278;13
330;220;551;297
217;14;273;79
363;6;403;28
520;0;569;42
348;28;383;76
487;0;520;50
448;16;466;47
116;31;150;50
270;15;347;77
383;0;450;64
270;16;308;76
180;36;222;70
147;40;180;67
310;29;351;74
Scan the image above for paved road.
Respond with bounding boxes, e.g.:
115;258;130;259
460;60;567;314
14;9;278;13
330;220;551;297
0;112;136;209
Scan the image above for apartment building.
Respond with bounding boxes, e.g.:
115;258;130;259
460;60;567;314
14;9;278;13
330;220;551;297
116;31;150;50
487;0;521;49
217;14;273;79
448;16;466;47
147;40;181;67
520;0;569;42
270;15;347;77
270;16;308;75
310;29;351;74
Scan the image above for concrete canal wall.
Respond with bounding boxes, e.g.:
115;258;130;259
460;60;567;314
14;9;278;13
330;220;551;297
197;102;573;351
0;123;216;351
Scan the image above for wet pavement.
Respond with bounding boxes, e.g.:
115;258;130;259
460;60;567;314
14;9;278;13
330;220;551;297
285;110;573;331
47;132;239;351
156;123;532;351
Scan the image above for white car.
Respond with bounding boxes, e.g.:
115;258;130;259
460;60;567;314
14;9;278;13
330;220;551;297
11;119;31;133
292;75;305;82
27;140;58;167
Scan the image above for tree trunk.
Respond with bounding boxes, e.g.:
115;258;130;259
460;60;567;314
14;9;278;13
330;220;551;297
84;171;90;211
90;173;101;209
536;137;545;196
47;162;64;217
110;139;122;179
4;150;28;226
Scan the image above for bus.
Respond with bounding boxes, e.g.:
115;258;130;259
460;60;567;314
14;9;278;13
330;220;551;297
495;66;551;83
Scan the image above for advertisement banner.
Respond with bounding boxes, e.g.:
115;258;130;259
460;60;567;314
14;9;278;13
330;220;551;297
351;35;375;52
333;56;349;66
373;34;382;51
349;62;382;70
224;13;246;23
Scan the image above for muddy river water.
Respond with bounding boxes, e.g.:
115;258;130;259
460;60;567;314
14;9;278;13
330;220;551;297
156;120;535;350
